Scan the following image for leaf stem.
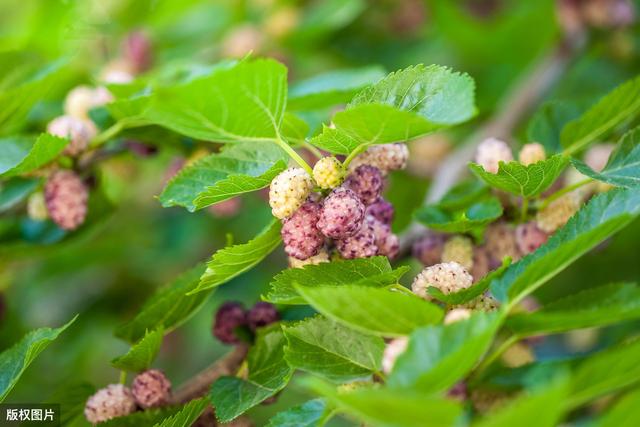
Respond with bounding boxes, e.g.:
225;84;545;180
91;121;127;147
274;136;314;176
520;197;529;223
538;178;593;211
343;143;369;169
472;334;519;378
119;370;127;385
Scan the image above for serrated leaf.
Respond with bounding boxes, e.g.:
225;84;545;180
287;66;386;111
111;328;164;372
388;312;501;393
506;282;640;337
0;315;77;402
194;220;282;294
101;404;184;427
159;143;288;211
264;256;409;305
153;398;209;427
414;197;503;233
469;155;569;197
302;377;463;427
561;76;640;154
294;285;443;337
283;316;385;381
0;134;68;177
266;399;330;427
490;187;640;304
571;127;640;188
597;388;640;427
527;101;582;154
211;327;293;422
44;382;95;426
115;264;209;343
437;179;489;211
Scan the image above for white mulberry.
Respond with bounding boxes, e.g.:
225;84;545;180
515;222;549;254
288;248;329;268
64;86;114;119
536;194;580;233
281;200;324;260
84;384;136;424
412;262;473;300
132;369;171;409
444;308;472;325
317;187;365;239
47;115;97;156
335;219;377;259
269;168;314;219
441;235;474;270
381;337;409;374
518;143;546;165
584;143;615;172
44;170;88;231
475;137;513;174
349;143;409;175
312;156;344;189
344;165;384;205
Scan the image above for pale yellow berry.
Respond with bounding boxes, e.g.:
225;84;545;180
584;143;615;172
457;294;500;312
27;192;49;221
441;235;474;270
222;25;264;58
100;59;135;84
412;262;473;300
475;137;513;174
536;194;581;233
501;342;535;368
518;143;546;165
312;157;344;189
288;248;330;268
269;168;314;219
264;7;300;39
444;308;472;325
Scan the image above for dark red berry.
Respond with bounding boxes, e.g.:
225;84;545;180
213;302;247;344
247;302;279;331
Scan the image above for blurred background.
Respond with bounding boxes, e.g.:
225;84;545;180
1;0;640;425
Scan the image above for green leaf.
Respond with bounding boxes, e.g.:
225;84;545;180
266;399;331;427
491;187;640;304
288;66;386;111
159;143;288;211
388;312;500;393
283;316;385;381
568;338;640;408
597;389;640;427
385;170;430;233
294;285;443;337
264;256;409;305
0;177;40;212
153;398;209;427
194;220;282;294
302;377;463;427
572;127;640;188
115;264;209;343
469;155;569;197
101;405;184;427
44;382;95;426
414;197;503;233
0;134;68;177
111;328;164;372
561;76;640;154
211;327;293;422
528;101;582;154
437;179;489;211
506;282;640;337
0;315;77;402
282;112;310;145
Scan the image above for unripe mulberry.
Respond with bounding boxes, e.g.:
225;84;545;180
84;384;136;424
222;25;264;58
349;143;409;175
317;187;365;239
458;294;499;312
515;222;549;254
412;232;446;266
123;31;153;73
47;115;97;156
27;192;48;221
441;235;474;270
407;134;451;177
335;219;378;259
44;170;88;231
288;248;329;268
100;59;135;84
366;198;394;225
269;168;314;219
470;245;490;282
536;194;580;233
381;337;408;374
584;143;615;172
444;308;472;325
518;143;546;165
412;262;473;300
501;342;535;368
369;216;399;258
281;200;324;260
485;222;520;264
313;157;344;189
64;86;113;119
475;137;513;174
247;302;279;331
212;302;247;344
344;165;383;205
131;369;171;408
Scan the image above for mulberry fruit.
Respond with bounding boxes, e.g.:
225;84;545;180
47;115;97;156
344;165;383;205
312;157;344;189
247;302;280;331
84;384;136;424
349;143;409;175
536;194;580;233
123;30;153;73
458;294;499;312
366;198;394;225
501;342;535;368
381;337;409;374
44;170;89;231
518;143;546;165
27;192;49;221
64;86;113;119
475;137;513;174
444;308;472;325
317;187;365;239
412;232;447;266
441;235;474;270
515;222;548;254
412;262;473;300
131;369;171;408
470;245;490;282
335;219;377;259
369;216;399;258
288;248;330;268
282;200;324;260
269;168;314;219
584;143;615;172
212;302;247;344
485;222;521;264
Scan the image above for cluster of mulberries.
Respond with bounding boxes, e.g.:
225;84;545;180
212;301;280;345
475;138;550;174
269;145;408;266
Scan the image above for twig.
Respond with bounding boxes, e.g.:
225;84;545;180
169;344;248;405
